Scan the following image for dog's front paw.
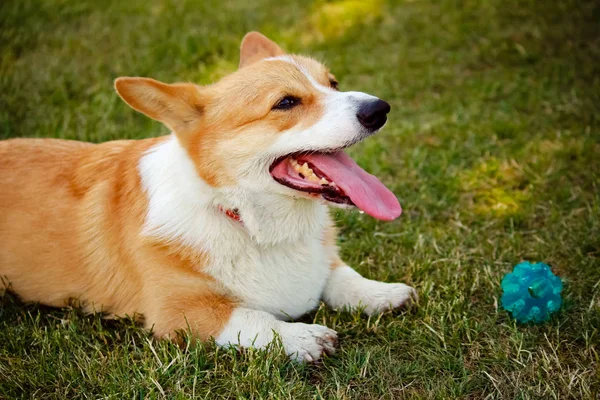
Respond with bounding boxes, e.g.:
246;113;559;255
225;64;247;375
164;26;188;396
324;266;418;316
359;281;417;315
277;322;338;362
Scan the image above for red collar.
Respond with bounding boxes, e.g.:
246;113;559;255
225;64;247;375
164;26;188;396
218;206;242;223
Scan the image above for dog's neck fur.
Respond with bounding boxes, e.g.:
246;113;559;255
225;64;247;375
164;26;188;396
138;134;327;252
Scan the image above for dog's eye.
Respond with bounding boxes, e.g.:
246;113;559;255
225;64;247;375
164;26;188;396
329;79;339;90
273;96;300;110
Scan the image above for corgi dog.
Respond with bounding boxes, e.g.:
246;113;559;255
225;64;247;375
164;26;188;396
0;32;415;362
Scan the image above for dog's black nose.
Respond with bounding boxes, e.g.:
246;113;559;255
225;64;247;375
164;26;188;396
357;99;391;131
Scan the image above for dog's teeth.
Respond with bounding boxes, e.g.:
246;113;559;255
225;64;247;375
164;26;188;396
290;159;329;184
307;174;320;183
287;158;336;186
298;162;314;179
291;159;303;173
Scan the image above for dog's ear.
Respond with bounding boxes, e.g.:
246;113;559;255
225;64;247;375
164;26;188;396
239;32;284;68
114;77;204;134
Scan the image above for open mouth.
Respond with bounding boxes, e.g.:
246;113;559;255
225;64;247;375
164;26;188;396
269;151;402;221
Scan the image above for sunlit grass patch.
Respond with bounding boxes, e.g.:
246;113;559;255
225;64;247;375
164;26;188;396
460;157;531;217
300;0;384;44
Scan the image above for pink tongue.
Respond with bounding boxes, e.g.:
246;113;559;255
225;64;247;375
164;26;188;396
274;151;402;220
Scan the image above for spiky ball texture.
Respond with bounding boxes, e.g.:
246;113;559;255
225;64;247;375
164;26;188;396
501;262;563;323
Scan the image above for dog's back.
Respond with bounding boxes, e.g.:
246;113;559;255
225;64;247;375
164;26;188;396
0;138;154;313
0;139;91;304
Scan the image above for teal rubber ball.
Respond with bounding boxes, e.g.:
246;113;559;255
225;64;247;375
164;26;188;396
501;261;563;323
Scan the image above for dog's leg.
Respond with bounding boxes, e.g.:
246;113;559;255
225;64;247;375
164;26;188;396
215;308;337;362
321;217;416;315
146;284;337;362
323;261;416;315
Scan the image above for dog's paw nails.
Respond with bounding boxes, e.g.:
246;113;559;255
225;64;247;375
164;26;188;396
363;282;417;315
392;283;418;306
318;330;338;355
278;323;338;363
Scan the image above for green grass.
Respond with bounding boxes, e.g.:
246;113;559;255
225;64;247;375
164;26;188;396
1;0;599;398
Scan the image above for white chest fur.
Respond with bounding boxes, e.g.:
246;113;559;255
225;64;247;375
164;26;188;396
139;135;331;319
205;234;330;319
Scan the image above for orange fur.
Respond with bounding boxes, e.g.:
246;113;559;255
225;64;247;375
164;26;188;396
0;137;234;337
239;32;285;68
114;62;331;188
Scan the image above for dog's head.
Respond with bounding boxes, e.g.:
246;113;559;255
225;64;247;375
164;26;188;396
115;32;401;221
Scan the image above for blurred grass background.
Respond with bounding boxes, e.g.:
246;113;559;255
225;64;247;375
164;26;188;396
1;0;599;398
